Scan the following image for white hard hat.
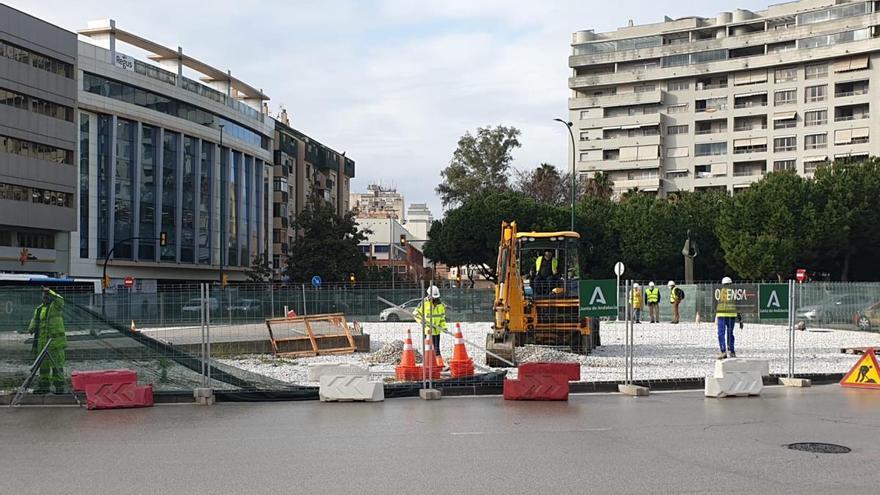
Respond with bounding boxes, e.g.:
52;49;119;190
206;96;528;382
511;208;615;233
721;276;733;285
648;281;655;287
633;283;640;288
667;280;676;287
427;285;440;298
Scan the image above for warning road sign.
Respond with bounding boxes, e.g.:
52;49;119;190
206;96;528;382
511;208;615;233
758;283;789;320
840;348;880;390
579;279;617;317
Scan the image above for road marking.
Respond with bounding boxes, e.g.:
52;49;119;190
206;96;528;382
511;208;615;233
451;427;611;436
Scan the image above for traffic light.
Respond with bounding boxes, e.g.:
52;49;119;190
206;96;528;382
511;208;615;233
102;275;111;289
221;273;229;287
159;231;167;246
399;235;407;247
349;273;356;285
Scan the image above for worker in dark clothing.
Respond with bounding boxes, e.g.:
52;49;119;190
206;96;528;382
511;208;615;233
532;249;558;296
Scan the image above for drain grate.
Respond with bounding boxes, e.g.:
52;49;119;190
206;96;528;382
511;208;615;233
786;442;851;454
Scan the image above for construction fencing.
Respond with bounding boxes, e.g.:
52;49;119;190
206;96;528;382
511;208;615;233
0;280;878;399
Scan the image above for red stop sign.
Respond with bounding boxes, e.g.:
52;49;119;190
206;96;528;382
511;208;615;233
123;276;134;288
795;269;807;283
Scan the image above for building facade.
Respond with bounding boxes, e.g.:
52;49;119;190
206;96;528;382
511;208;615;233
0;4;77;275
356;218;425;281
272;113;354;277
72;19;274;285
350;183;405;219
569;0;880;196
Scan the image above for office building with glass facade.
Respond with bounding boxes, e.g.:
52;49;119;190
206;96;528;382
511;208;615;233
0;5;78;275
70;20;274;284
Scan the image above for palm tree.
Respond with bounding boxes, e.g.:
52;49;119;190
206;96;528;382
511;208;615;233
585;171;614;199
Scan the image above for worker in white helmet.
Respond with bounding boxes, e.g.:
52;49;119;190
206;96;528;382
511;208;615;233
631;283;644;324
414;285;448;367
645;281;660;323
668;280;684;324
716;276;737;359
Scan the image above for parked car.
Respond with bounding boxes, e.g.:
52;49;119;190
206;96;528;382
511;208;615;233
226;298;264;316
854;300;880;331
795;293;874;325
181;297;220;317
379;298;421;322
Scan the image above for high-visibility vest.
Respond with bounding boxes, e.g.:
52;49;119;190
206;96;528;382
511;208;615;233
716;288;738;318
670;287;680;303
645;287;660;304
414;298;447;336
535;256;558;275
631;288;643;309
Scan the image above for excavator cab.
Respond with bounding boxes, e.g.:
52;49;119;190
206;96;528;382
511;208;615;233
486;222;599;367
518;232;580;299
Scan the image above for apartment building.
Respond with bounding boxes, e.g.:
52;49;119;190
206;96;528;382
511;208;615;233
0;4;77;275
350;183;405;220
272;113;354;277
569;0;880;196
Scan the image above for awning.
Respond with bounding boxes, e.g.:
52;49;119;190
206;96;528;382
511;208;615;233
773;111;797;120
734;90;768;98
621;124;643;129
641;187;659;192
834;129;852;144
834;55;870;73
603;126;622;131
852;127;870;139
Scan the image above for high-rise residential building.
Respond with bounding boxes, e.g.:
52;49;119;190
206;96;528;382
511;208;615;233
0;4;78;275
350;183;405;220
271;113;354;277
569;0;879;196
404;202;433;241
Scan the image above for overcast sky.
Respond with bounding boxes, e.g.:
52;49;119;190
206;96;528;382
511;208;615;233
9;0;771;216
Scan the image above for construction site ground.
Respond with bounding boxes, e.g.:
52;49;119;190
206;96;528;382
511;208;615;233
3;384;878;494
214;321;880;385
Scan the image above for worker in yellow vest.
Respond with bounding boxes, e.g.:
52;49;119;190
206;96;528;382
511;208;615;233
631;283;644;324
716;277;738;359
668;280;684;324
645;281;660;323
414;285;448;367
532;249;558;296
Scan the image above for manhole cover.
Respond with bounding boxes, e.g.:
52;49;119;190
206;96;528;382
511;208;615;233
786;442;851;454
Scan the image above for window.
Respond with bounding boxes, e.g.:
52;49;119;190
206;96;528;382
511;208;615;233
0;88;72;121
79;114;89;258
696;97;727;112
804;133;827;150
667;125;688;135
804;159;828;174
805;63;828;80
695;142;727;156
774;67;797;83
774;118;796;130
666;146;689;158
834;128;870;145
773;136;796;152
667;80;689;91
804;109;827;126
774;90;796;106
800;28;871;49
634;84;656;93
805;85;826;103
0;183;72;208
797;2;869;25
0;134;72;164
0;40;73;78
667;104;688;114
773;160;796;171
579;110;590;120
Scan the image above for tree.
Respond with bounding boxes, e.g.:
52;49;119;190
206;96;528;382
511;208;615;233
717;171;818;281
286;196;368;283
515;163;566;205
437;125;521;207
576;196;620;278
423;191;566;281
611;193;684;280
245;252;273;282
813;159;880;280
584;171;614;200
674;191;732;281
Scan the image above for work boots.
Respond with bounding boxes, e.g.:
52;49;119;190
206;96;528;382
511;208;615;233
717;351;727;360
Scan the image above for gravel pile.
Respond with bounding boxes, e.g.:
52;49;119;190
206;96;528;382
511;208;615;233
365;339;422;365
516;345;581;363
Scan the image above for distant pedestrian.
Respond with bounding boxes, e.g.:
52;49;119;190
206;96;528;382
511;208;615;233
716;277;737;359
668;280;684;324
645;281;660;323
631;283;643;324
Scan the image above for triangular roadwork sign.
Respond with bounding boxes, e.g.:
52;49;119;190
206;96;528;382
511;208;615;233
840;348;880;390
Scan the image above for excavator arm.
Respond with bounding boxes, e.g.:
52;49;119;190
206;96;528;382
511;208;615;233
487;221;525;366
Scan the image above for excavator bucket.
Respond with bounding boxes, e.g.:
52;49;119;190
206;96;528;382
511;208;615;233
485;332;516;368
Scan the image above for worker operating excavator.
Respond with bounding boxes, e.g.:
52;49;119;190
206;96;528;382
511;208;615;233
531;249;559;296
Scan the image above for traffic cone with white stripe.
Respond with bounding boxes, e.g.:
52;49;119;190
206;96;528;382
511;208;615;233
449;323;475;378
395;329;421;381
422;336;442;380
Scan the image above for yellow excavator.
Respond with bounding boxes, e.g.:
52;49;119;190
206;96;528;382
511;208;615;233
485;221;600;367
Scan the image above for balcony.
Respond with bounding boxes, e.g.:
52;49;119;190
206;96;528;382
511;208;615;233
835;113;870;122
583;112;662;129
568;88;663;110
733;125;767;132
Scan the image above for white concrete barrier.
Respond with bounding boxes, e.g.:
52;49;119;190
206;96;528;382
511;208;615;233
308;363;368;382
705;358;769;398
319;375;384;402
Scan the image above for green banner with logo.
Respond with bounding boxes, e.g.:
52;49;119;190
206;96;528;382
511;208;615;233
758;283;789;320
579;279;617;317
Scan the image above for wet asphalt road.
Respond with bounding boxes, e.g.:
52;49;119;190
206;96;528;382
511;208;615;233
1;384;878;494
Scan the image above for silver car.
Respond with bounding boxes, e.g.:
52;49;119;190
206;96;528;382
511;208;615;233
379;298;421;322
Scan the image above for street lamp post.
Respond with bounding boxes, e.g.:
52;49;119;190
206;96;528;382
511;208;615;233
554;118;576;232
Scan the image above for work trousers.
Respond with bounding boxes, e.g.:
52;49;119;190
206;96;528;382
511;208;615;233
632;308;641;323
717;316;736;354
36;342;66;392
648;303;659;323
432;333;441;360
671;301;681;324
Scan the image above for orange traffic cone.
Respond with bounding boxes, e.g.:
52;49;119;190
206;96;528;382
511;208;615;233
422;336;442;380
395;329;420;381
449;323;475;378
